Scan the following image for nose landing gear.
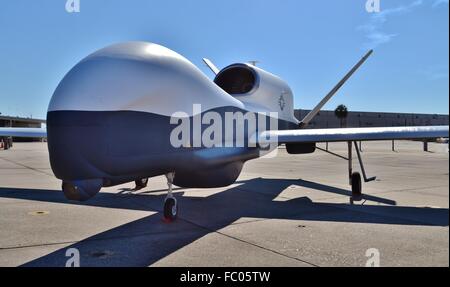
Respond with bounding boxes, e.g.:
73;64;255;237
163;172;178;222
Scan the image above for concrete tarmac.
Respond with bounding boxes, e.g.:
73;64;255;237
0;141;448;267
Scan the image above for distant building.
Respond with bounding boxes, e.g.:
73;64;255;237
1;111;448;133
0;115;45;142
0;115;45;128
295;110;449;129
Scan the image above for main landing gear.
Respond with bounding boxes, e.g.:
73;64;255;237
318;141;376;203
347;141;376;204
134;174;178;221
163;172;178;222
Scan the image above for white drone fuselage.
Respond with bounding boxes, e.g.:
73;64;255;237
2;41;447;203
46;42;299;200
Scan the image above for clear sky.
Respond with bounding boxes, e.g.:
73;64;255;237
0;0;448;119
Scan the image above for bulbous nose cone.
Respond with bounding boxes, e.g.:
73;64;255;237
46;42;245;186
48;41;243;115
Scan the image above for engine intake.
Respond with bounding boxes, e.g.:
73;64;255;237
213;63;298;124
214;64;257;95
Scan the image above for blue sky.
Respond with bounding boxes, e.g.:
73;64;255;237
0;0;448;119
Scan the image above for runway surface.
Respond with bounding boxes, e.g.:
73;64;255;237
0;141;448;267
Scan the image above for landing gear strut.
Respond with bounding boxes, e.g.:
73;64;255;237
164;172;178;222
348;141;376;203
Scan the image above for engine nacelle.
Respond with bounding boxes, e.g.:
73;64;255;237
214;63;298;125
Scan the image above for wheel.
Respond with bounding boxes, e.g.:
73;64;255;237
164;197;178;221
351;172;362;199
4;139;10;150
134;178;148;190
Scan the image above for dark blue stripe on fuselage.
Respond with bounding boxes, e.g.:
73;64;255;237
46;107;297;187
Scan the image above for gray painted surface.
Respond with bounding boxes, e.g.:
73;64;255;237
0;142;447;267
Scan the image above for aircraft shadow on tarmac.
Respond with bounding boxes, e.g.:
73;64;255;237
0;177;448;267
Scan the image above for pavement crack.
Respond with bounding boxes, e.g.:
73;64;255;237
0;157;54;177
175;216;320;267
0;229;200;251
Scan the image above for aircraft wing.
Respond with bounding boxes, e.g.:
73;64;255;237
257;126;449;144
0;127;47;138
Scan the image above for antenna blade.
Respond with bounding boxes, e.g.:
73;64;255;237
202;58;220;75
299;50;373;128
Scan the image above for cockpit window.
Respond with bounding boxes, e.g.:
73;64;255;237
214;65;256;95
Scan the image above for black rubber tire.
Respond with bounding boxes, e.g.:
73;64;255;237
164;197;178;221
351;172;362;198
134;178;148;190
